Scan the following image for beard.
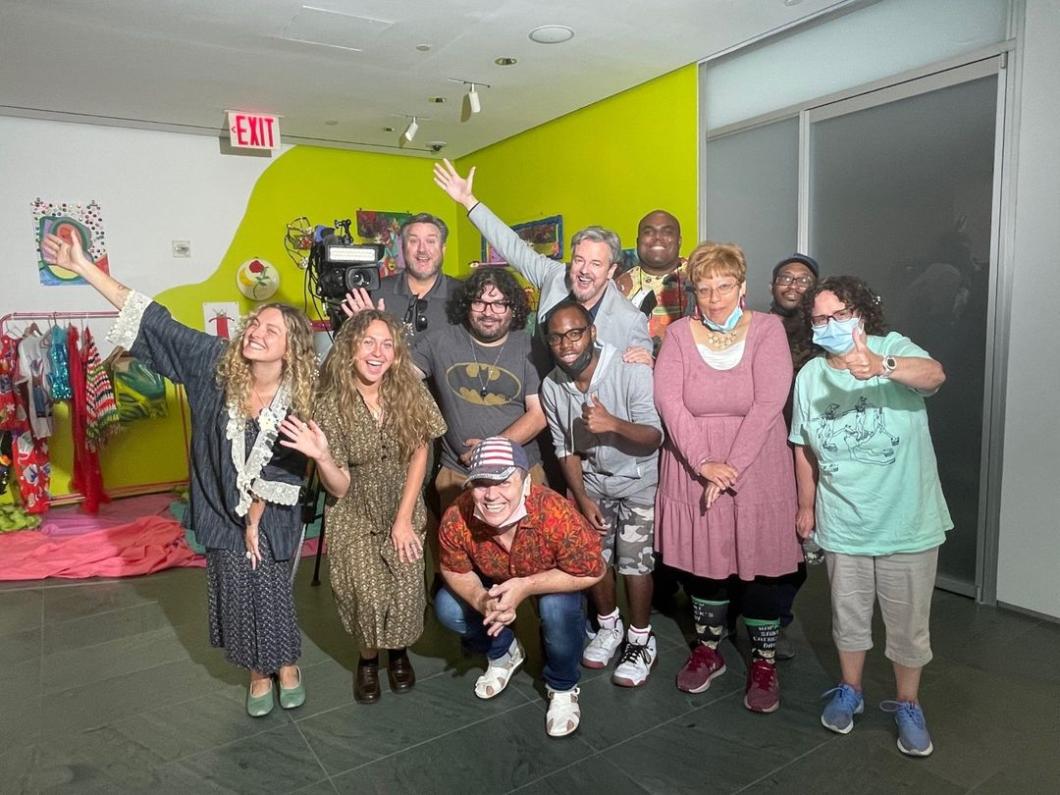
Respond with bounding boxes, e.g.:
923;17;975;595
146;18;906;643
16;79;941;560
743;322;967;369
468;317;510;343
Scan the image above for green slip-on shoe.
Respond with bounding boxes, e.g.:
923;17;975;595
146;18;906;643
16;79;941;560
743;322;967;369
246;680;276;717
279;667;306;710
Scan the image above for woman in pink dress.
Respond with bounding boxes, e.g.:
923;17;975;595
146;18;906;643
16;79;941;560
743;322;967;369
654;242;800;713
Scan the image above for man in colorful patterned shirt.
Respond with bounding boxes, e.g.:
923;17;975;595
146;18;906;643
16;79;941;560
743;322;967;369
435;437;605;738
614;210;690;357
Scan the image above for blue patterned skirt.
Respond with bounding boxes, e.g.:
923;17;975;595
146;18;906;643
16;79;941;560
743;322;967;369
206;534;302;674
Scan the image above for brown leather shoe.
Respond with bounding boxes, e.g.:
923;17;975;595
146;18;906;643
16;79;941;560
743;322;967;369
387;652;416;693
354;663;381;704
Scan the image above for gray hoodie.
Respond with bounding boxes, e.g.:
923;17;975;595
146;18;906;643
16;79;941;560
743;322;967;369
540;343;661;502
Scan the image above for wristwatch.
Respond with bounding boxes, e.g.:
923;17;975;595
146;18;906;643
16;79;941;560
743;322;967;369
880;356;897;378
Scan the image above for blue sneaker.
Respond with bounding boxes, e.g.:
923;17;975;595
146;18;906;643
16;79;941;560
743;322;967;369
820;683;864;734
881;700;934;757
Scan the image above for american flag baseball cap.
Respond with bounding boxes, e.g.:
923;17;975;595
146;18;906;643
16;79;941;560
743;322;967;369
464;436;530;485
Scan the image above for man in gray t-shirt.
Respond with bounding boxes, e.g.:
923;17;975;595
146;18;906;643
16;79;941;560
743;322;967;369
412;268;549;514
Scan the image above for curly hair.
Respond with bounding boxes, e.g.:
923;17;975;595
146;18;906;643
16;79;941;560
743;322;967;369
446;267;530;330
317;309;436;461
687;241;747;285
215;303;317;419
795;275;888;359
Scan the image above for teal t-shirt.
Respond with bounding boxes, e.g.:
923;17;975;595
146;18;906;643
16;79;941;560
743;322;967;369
789;332;952;556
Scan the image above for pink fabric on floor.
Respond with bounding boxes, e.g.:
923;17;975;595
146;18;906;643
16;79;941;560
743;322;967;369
0;515;204;580
40;493;176;537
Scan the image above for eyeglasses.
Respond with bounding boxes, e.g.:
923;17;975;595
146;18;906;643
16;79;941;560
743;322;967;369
544;326;589;346
810;306;855;328
470;299;512;314
694;282;739;298
403;297;428;332
774;274;815;289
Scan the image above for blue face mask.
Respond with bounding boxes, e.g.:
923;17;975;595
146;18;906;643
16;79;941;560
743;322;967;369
702;305;743;333
812;316;860;355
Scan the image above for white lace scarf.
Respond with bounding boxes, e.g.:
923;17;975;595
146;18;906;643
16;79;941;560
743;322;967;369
226;383;299;516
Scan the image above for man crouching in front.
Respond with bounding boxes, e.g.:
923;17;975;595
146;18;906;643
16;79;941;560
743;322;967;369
435;436;605;737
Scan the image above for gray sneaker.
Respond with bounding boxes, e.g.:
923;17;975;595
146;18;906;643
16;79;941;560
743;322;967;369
774;628;796;661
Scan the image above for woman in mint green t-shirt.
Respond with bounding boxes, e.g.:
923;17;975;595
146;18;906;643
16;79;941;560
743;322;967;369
789;276;951;759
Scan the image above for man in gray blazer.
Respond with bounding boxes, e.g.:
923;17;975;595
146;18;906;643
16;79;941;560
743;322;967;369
433;160;652;365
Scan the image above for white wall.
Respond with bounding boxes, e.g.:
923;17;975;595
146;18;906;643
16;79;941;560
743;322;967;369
0;117;284;318
996;0;1060;618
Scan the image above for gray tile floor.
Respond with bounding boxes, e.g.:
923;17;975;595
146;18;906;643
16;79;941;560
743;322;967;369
2;562;1058;794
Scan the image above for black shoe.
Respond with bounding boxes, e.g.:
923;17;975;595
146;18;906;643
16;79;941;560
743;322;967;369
354;661;381;704
387;650;416;693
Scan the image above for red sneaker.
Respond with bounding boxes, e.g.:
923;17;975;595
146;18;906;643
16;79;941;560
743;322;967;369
744;659;780;713
675;644;727;693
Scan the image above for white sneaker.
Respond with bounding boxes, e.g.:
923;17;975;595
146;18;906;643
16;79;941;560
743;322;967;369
545;686;581;737
581;620;624;669
612;634;657;687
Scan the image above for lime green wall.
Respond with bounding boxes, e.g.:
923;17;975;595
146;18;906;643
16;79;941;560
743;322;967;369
453;66;699;268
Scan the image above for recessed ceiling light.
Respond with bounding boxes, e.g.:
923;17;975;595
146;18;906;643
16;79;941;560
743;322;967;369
324;120;338;126
383;126;394;132
784;0;803;5
416;43;431;51
528;25;574;44
494;57;518;66
428;96;447;103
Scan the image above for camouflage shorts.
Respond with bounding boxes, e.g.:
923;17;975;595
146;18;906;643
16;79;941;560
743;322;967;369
591;494;655;575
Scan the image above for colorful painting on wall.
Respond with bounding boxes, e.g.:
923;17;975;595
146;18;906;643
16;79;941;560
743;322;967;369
202;303;241;339
235;258;280;301
356;210;412;278
32;199;110;286
482;215;563;265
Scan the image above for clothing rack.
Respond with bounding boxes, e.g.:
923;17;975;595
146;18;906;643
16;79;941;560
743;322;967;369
0;309;191;506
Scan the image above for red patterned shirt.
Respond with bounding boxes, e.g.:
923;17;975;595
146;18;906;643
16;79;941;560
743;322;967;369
439;484;604;582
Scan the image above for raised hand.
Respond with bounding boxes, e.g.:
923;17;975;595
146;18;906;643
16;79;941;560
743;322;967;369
340;288;384;318
433;158;477;208
845;326;883;380
41;232;92;277
581;394;616;435
278;415;330;461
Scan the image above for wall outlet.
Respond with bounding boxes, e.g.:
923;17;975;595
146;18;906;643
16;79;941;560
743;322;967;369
172;240;191;258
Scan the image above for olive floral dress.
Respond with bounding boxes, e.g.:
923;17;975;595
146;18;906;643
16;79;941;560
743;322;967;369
318;385;446;649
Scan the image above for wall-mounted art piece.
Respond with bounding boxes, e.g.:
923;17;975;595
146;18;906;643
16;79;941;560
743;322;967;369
32;199;110;286
482;215;563;265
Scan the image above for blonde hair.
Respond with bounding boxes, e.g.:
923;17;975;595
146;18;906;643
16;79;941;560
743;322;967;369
317;310;436;461
687;241;747;285
215;303;317;419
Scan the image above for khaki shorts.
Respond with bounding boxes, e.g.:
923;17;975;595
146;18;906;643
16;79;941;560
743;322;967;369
590;493;655;576
825;546;939;668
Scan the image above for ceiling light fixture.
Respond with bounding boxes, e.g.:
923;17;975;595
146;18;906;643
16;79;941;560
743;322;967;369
466;84;481;114
402;116;419;142
494;57;518;66
528;25;574;44
449;78;491;122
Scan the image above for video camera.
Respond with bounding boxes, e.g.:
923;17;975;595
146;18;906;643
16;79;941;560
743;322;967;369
307;219;386;329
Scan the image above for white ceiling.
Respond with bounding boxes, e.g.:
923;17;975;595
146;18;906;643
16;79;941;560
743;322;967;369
0;0;848;158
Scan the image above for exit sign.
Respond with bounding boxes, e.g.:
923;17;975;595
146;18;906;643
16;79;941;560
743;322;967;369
227;111;279;150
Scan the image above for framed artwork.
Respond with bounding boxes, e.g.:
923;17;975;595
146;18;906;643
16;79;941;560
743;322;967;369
32;199;110;286
356;210;412;277
482;215;563;265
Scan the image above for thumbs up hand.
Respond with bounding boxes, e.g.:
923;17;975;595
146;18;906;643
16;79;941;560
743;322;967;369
845;325;883;380
581;393;616;435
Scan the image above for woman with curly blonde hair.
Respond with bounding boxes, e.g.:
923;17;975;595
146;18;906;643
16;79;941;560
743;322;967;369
41;232;318;719
280;310;446;704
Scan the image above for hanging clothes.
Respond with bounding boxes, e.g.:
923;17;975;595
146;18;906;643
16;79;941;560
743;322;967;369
48;324;72;400
16;329;54;440
12;431;50;514
83;329;121;451
0;335;22;430
67;326;107;514
108;350;168;423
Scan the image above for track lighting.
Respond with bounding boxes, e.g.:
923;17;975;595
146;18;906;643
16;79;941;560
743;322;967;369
467;83;481;114
402;116;419;142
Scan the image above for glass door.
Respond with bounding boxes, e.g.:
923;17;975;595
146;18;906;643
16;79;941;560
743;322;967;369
805;59;1002;594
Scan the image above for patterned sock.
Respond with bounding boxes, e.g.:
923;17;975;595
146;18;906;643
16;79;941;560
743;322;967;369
598;609;621;630
745;618;781;662
628;625;652;645
691;597;729;649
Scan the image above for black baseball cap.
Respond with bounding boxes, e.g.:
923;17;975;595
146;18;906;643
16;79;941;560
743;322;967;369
772;253;820;281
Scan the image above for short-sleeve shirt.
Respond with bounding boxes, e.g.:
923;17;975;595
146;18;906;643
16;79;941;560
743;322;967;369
412;322;543;475
615;259;691;356
376;272;460;342
439;484;605;582
789;332;952;556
